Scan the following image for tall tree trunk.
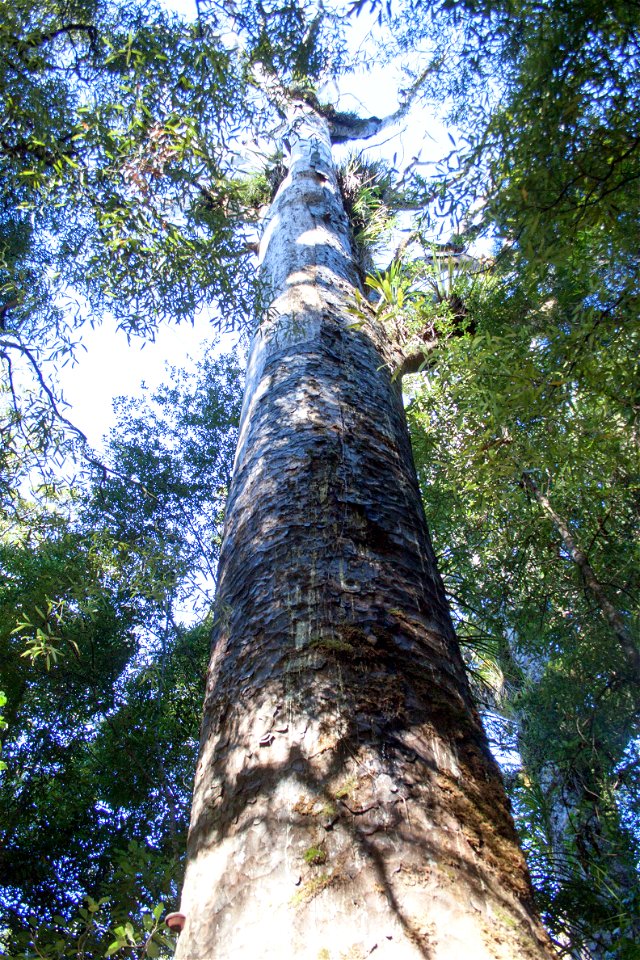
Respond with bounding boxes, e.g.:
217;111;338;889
175;104;554;960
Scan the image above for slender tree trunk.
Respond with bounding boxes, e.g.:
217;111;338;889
521;472;640;682
175;104;554;960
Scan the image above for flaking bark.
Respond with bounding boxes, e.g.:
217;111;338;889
175;104;555;960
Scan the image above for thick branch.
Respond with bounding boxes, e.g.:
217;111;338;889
396;337;439;377
522;471;640;682
324;65;435;143
325;108;402;144
253;61;434;145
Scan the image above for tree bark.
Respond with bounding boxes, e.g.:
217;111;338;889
175;104;554;960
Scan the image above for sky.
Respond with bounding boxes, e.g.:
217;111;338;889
61;314;240;447
57;1;452;452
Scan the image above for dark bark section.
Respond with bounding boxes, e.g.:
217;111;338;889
207;319;468;770
182;320;547;957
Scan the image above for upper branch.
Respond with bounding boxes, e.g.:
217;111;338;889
325;106;404;144
252;60;434;146
323;65;435;143
8;23;98;53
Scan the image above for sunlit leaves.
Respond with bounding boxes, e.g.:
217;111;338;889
1;0;254;396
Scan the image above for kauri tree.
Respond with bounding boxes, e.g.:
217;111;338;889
1;0;638;957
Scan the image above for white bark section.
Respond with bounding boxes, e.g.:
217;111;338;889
235;103;357;475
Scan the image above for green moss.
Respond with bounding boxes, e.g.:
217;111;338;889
333;775;357;800
290;873;331;906
303;845;327;866
495;907;519;931
309;636;354;654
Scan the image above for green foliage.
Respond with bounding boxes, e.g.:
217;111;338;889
406;258;640;951
0;348;242;958
379;0;639;330
303;846;327;866
349;253;477;377
338;155;397;263
6;893;176;960
0;0;255;339
233;0;347;86
0;691;7;773
0;0;252;521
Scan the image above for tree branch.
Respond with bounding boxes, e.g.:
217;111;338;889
0;337;93;450
1;338;159;498
8;23;98;55
324;64;436;143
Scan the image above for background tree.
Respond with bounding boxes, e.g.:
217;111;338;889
1;0;255;514
0;349;242;959
404;275;640;954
